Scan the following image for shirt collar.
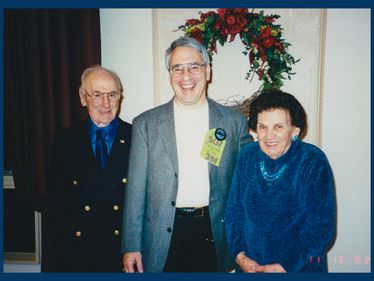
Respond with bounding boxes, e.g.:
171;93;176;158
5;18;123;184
88;117;119;144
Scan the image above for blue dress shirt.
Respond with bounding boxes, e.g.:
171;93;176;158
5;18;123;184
88;117;119;156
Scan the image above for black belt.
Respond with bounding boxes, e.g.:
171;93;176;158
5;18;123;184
176;206;208;218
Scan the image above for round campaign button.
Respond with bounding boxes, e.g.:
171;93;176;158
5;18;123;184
215;128;226;141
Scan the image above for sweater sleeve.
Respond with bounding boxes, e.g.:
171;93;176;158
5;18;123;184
279;152;336;272
224;151;246;259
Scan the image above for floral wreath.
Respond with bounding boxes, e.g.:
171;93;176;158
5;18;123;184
178;8;299;91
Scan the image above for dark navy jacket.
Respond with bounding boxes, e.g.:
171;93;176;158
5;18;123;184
47;118;131;272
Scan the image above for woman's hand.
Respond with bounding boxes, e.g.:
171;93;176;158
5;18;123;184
235;252;260;273
256;263;286;273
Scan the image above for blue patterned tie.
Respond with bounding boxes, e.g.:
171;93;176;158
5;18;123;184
96;129;108;170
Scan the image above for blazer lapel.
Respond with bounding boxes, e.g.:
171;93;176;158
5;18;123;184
157;99;178;175
76;119;98;170
207;98;229;202
208;98;224;131
106;121;124;167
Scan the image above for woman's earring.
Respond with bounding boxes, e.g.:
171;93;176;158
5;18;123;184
250;131;257;141
291;135;298;142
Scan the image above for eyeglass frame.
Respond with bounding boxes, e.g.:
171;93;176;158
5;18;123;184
168;62;207;77
81;89;121;103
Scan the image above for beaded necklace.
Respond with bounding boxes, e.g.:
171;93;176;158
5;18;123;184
260;161;287;182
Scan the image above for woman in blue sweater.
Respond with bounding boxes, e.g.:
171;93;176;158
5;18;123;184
225;90;336;272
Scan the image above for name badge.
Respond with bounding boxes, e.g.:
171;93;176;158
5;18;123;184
200;128;226;166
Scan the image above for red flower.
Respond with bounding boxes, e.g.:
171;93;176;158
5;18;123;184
237;15;247;27
213;20;221;30
260;27;272;39
263;37;277;48
190;27;204;44
275;42;284;52
186;18;201;26
200;11;216;21
251;39;267;62
215;9;249;43
217;8;228;19
219;28;229;42
265;17;275;23
252;39;262;50
220;24;241;42
217;8;247;30
233;8;248;15
226;15;236;25
229;30;240;42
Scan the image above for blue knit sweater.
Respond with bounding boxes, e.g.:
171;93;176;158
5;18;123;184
225;139;336;272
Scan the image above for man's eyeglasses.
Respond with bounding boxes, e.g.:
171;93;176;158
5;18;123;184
82;89;121;103
169;62;207;77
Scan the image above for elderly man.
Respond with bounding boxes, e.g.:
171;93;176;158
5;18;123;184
121;37;251;272
46;65;131;271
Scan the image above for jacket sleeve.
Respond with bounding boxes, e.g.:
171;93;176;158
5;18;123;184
121;118;148;253
47;130;67;234
238;115;252;150
279;153;336;272
45;129;72;268
224;151;246;259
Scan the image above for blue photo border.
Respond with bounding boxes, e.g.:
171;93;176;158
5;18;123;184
0;1;372;281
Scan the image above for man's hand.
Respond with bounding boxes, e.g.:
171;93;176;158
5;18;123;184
123;252;144;273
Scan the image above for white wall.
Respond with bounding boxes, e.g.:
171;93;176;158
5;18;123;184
100;9;154;123
322;9;371;272
100;8;371;272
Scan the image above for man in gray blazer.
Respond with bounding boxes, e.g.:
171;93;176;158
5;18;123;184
121;37;251;272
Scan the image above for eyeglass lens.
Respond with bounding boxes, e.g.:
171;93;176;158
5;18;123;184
170;63;205;76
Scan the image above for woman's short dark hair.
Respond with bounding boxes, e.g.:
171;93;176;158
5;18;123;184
248;90;308;138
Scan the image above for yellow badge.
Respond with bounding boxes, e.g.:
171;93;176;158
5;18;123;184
200;128;227;166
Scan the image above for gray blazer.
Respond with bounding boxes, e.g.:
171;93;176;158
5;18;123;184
121;97;251;272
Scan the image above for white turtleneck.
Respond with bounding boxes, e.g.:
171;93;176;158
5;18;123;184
173;100;210;207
